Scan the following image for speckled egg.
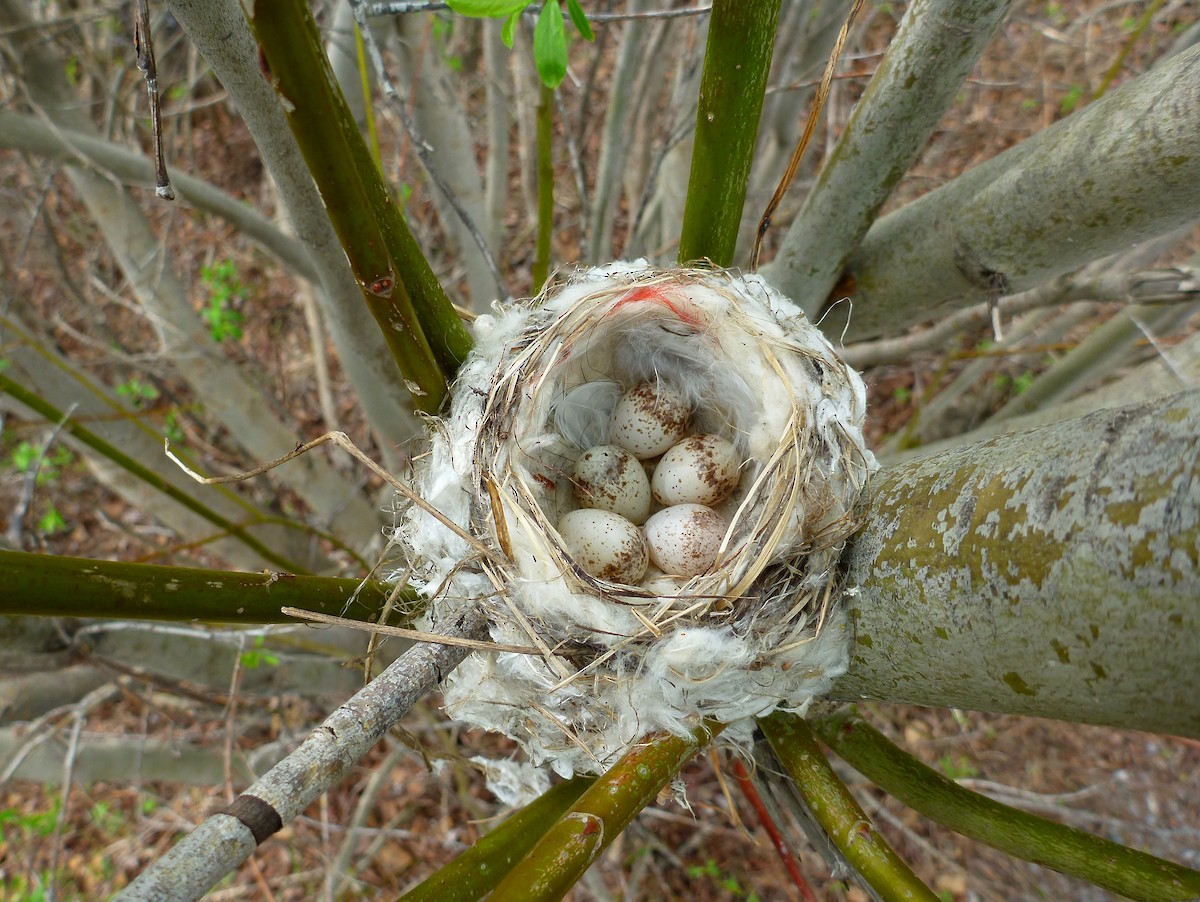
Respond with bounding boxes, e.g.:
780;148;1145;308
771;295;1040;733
573;445;652;524
557;509;649;584
651;434;742;506
643;503;728;577
611;381;691;459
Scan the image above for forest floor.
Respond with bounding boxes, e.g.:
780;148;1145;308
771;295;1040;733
3;0;1200;899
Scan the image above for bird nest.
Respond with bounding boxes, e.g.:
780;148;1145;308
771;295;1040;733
398;261;876;776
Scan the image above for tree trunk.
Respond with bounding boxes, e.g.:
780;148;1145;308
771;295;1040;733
820;43;1200;341
834;390;1200;738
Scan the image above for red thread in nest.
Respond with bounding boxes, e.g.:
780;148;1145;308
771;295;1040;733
612;285;704;329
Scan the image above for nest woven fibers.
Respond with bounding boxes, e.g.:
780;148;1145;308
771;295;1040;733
398;261;877;777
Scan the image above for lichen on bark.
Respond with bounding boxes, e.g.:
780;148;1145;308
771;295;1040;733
834;390;1200;738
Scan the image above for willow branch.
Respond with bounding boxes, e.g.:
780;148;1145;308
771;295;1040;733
249;0;449;410
812;710;1200;902
677;0;782;266
399;777;594;902
488;724;725;900
117;606;488;901
759;713;939;902
0;551;398;624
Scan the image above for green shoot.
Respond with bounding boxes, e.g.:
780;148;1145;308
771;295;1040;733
240;635;281;669
116;378;160;408
448;0;594;87
199;259;248;342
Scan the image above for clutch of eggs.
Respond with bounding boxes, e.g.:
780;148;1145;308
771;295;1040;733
558;379;743;585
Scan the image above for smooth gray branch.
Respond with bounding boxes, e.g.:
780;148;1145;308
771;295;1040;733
844;266;1200;368
117;606;488;901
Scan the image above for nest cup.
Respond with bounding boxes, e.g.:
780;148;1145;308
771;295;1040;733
401;261;877;777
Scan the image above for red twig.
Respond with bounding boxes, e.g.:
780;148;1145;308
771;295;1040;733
730;756;819;902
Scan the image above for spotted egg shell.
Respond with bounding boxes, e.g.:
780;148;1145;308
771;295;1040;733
651;434;742;507
557;509;649;584
573;445;652;524
643;503;728;577
611;381;691;460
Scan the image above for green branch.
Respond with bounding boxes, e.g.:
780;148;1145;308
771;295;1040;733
0;550;403;625
812;710;1200;902
759;713;938;902
677;0;782;266
249;0;462;409
399;777;594;902
489;725;725;900
0;371;311;574
532;82;555;294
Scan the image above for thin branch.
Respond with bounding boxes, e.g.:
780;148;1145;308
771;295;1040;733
759;712;940;902
362;2;713;22
117;606;489;901
811;710;1200;902
5;401;76;547
843;266;1200;368
133;0;174;199
729;755;818;902
532;82;554;293
350;0;510;301
750;0;863;271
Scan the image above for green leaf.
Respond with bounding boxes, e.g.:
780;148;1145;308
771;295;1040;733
39;505;67;535
501;9;521;47
565;0;593;41
533;1;567;89
447;0;528;17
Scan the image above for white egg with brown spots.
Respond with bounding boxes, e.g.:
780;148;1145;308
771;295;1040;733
611;381;691;459
651;434;741;506
643;503;728;577
573;445;651;524
557;509;648;584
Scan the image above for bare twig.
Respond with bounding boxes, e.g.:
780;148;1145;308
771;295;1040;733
117;605;488;900
296;284;341;434
328;740;409;896
165;430;502;564
6;402;77;547
349;0;510;300
844;266;1200;369
133;0;174;199
44;699;87;901
750;0;864;271
363;2;713;22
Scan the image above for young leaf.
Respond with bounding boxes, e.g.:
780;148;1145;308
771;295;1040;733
533;0;567;89
565;0;594;41
502;9;521;48
447;0;528;17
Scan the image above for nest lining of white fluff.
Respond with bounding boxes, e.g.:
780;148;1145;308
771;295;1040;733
398;261;877;777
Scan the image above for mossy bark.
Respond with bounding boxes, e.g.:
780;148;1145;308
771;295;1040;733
835;390;1200;738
